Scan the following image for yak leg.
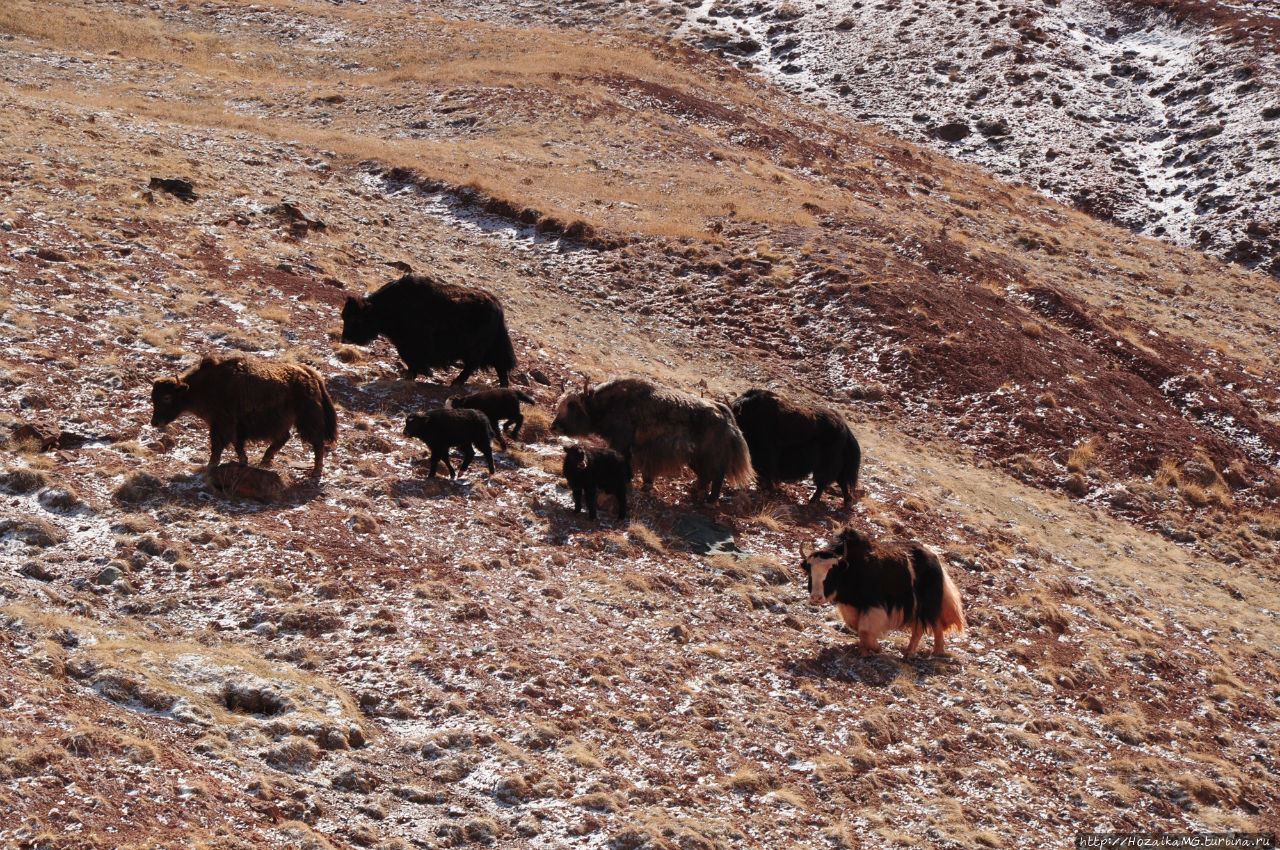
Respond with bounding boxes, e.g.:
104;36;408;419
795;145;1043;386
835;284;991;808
640;473;654;492
451;362;475;387
496;367;510;388
478;441;495;475
208;430;231;470
489;416;506;450
260;430;290;467
904;623;926;659
838;480;853;506
508;414;522;439
585;483;598;520
707;475;725;503
614;486;627;521
809;471;834;505
571;486;584;514
309;440;326;478
857;630;884;656
456;444;475;476
930;628;951;658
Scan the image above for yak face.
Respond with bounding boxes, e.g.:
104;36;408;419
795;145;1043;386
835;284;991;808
340;295;379;345
402;412;429;441
562;444;587;472
802;549;843;606
550;391;592;436
150;378;189;428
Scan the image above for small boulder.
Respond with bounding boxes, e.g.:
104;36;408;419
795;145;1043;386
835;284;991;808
208;463;285;502
932;121;971;142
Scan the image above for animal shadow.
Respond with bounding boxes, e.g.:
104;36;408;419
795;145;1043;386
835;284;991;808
790;643;958;686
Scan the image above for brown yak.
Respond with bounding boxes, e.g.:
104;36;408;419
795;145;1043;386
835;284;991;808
150;355;338;479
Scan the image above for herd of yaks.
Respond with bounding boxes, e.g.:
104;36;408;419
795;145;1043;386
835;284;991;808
147;273;966;657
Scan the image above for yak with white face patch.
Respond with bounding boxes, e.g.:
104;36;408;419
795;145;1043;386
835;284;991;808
801;526;965;658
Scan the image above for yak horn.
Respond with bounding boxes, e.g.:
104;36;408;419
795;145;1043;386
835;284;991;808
799;543;809;560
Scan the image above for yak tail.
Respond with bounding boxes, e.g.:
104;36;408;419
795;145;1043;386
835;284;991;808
490;314;518;373
937;566;966;634
516;390;536;405
320;384;338;447
720;406;755;489
842;434;862;491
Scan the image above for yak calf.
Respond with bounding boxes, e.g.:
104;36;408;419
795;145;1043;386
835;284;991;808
403;408;497;479
562;444;630;521
150;355;337;479
447;388;535;449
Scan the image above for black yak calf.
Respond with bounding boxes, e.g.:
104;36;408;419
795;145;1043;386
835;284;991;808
731;389;861;506
447;388;535;449
562;444;630;521
150;355;337;479
403;408;497;479
551;377;752;502
341;273;516;387
801;526;965;658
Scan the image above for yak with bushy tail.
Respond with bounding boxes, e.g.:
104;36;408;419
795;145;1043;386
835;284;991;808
801;526;965;658
551;377;753;502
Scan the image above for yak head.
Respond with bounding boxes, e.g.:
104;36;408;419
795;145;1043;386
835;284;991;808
832;526;872;563
562;444;587;475
403;412;430;443
150;378;190;428
800;543;844;606
340;295;379;345
550;383;593;436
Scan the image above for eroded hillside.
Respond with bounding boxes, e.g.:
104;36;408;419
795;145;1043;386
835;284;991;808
1;1;1279;848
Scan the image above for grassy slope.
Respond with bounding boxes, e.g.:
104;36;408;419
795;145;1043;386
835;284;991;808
1;1;1278;848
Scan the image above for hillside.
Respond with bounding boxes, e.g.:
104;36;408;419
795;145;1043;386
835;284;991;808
2;1;1279;848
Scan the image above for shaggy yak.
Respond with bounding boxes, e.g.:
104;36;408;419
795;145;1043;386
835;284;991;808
447;388;535;449
550;377;753;502
730;388;861;506
341;273;516;387
562;444;630;521
403;408;497;479
801;526;965;658
150;355;338;479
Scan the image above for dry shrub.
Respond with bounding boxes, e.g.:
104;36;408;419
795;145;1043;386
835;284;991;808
0;515;64;547
114;472;165;504
1066;436;1100;474
264;736;322;772
723;766;777;795
626;522;666;553
0;467;47;494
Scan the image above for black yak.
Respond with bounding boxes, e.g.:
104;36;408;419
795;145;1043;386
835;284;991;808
403;408;497;479
730;389;861;506
150;355;337;479
447;388;535;449
341;273;516;387
801;526;965;658
550;377;753;502
562;444;630;521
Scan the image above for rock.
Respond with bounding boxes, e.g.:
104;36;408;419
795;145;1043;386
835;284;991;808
671;514;741;556
530;368;552;386
932;121;970;142
20;561;55;582
149;177;197;201
95;565;123;585
835;17;854;31
207;463;285;502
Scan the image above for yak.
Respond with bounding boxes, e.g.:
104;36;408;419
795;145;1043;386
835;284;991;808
731;389;861;506
150;355;338;479
447;388;535;449
341;273;516;387
403;408;497;479
562;444;630;521
551;377;753;502
801;526;965;658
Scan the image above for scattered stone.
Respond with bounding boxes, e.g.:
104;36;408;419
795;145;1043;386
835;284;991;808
932;121;970;142
207;463;285;502
149;176;197;201
671;514;740;556
95;565;123;585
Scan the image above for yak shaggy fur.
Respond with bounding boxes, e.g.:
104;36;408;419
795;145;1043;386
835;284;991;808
802;526;965;658
551;377;753;501
341;273;517;387
403;408;497;480
150;355;338;478
730;388;861;506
